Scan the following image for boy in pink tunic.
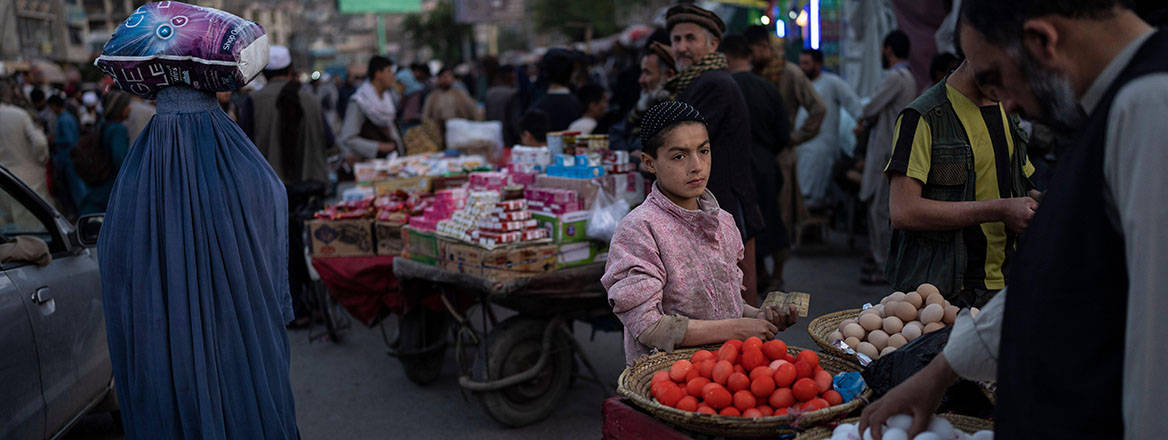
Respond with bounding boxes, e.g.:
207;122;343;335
602;101;797;365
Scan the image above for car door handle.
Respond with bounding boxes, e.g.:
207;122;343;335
31;287;51;304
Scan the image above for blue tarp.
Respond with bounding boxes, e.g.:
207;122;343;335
99;86;299;439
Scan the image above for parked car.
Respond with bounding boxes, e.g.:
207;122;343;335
0;165;116;439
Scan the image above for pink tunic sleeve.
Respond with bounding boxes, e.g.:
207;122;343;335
602;214;666;342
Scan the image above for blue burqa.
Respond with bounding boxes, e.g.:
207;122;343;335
99;86;299;439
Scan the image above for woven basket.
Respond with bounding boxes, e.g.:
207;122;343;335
794;414;993;440
807;309;863;360
616;346;871;438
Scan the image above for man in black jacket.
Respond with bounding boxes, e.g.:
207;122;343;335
663;4;764;305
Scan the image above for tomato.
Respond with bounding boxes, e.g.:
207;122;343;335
774;407;789;416
762;339;788;361
732;390;757;411
813;369;833;393
676;395;699;412
773;362;797;388
782;353;796;363
685;366;701;383
742;408;763;418
795;350;820;367
822;389;844;406
733;364;746;375
727;372;751;393
749;366;774;382
651;371;671;385
769;387;795;409
743;336;764;352
657;382;685;407
725;339;743;351
768;359;788;371
703;385;732;409
651;380;670;399
741;348;767;371
690;349;715;364
669;360;693;383
698;359;717;379
696;405;716;415
800;398;829;412
793;360;814;379
750;375;776;398
712;360;734;385
716;343;739;364
719;407;741;417
757;404;774;417
686;377;710;397
792;378;819;402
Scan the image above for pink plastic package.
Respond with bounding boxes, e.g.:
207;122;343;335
95;1;269;98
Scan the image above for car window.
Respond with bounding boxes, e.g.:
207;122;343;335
0;187;53;248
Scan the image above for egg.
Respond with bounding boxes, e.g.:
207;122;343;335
867;329;889;350
844;336;862;348
888;333;908;348
971;430;994;440
883;316;904;334
886;414;914;431
917;283;941;298
880;345;897;358
882;427;909;440
888;291;907;303
971;307;980;318
856;341;878;359
861;307;882;320
902;322;923;340
859;313;883;331
829;330;844;342
920;303;944;324
839;318;859;333
943;305;959;325
924;322;946;333
892;301;918;322
874;304;886;317
928;416;956;440
912;433;941;440
833;423;860;440
843;323;866;339
904;291;924;309
925;293;946;307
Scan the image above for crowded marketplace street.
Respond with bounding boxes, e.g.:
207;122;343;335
2;0;1167;439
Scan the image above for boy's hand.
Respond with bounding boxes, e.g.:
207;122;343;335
757;305;798;331
728;318;778;340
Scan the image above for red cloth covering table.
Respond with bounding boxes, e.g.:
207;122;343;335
310;255;401;326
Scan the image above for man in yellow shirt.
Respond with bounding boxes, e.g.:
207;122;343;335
883;60;1039;307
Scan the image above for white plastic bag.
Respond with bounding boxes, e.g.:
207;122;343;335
586;183;630;242
445;119;503;150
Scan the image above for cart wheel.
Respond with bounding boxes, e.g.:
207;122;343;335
314;280;347;343
397;306;448;385
479;317;573;427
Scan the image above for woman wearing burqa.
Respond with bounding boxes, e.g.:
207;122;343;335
96;3;299;438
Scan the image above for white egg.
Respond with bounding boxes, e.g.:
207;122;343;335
912;433;941;440
971;430;994;440
833;423;861;440
886;414;914;431
863;427;876;440
883;427;909;440
928;417;956;440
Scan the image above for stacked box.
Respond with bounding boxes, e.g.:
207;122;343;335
375;221;405;255
555;242;609;269
307;220;375;257
435;190;501;242
402;226;440;264
511;146;551;171
532;210;590;244
469;171;509;191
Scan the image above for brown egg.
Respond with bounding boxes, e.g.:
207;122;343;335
829;330;844;342
838;318;858;333
880;346;898;358
887;291;907;304
904;291;924;309
883;316;904;334
874;304;886;317
920;303;944;324
925;293;946;307
843;323;866;339
892;301;918;322
844;336;862;348
924;322;946;333
943;305;959;325
856;341;879;359
902;322;923;340
888;333;908;348
867;329;890;351
859;313;883;331
917;283;941;298
860;307;882;320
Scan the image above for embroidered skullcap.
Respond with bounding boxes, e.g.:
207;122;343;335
666;4;726;39
639;100;707;148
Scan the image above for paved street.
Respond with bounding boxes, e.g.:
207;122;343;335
66;232;890;439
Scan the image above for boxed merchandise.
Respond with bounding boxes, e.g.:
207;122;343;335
496;199;527;211
494;210;532;221
532;210;590;244
402;226;440;264
375;221;405;255
554;241;608;269
307;220;375;257
375;176;432;195
477;219;538;232
439;240;558;276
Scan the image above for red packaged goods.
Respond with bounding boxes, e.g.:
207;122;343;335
521;228;548;241
494;210;532;221
472;230;522;243
496;199;527;211
477;218;538;232
334;209;370;219
337;199;373;210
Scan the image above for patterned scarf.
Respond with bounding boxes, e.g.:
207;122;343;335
664;52;729;100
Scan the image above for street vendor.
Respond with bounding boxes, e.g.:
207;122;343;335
602;101;797;366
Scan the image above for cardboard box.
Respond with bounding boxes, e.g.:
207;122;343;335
439;240;558;275
534;175;607;210
375;222;405;256
307;220;374;257
532;210;590;244
556;241;608;269
375;176;432;195
402;226;440;264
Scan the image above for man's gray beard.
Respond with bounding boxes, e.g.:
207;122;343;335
1014;46;1086;135
637;85;670;111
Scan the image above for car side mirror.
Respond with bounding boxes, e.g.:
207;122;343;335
76;214;104;247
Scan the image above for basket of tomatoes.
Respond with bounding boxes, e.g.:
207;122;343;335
616;338;872;438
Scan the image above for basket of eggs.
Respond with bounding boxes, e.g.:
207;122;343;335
616;338;873;438
794;413;995;440
807;284;974;363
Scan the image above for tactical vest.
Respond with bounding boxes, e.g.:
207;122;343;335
884;80;1032;300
